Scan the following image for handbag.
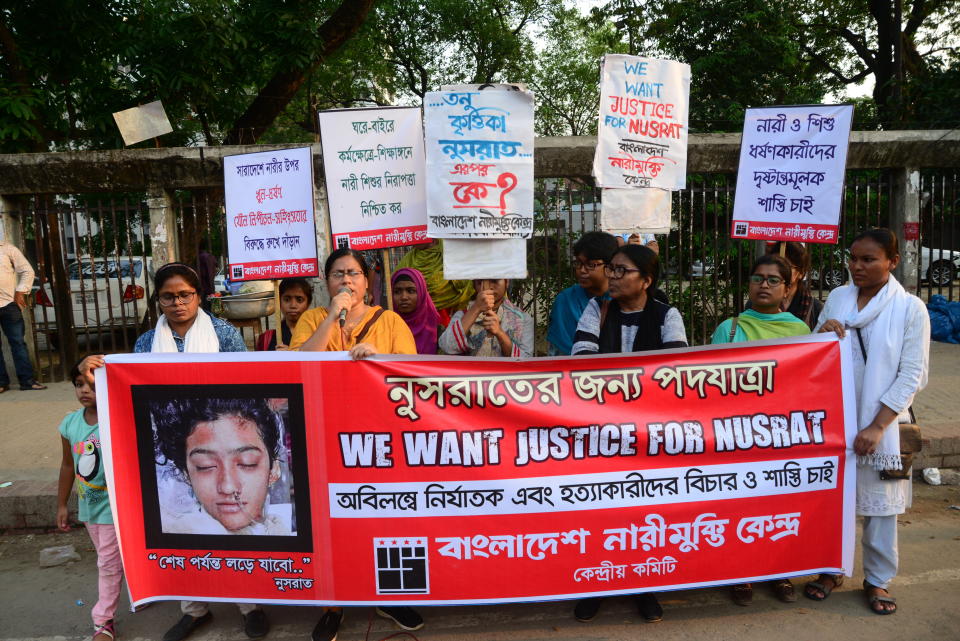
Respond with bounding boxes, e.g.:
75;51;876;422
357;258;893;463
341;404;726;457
856;329;923;480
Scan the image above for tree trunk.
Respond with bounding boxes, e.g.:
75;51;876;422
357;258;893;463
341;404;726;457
223;0;377;145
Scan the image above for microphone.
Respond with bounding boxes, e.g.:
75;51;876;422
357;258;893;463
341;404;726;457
337;286;352;327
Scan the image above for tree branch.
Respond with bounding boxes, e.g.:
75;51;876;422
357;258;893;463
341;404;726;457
223;0;377;145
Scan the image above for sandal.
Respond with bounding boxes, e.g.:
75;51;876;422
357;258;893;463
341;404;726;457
804;574;843;601
864;580;897;615
0;385;8;394
772;578;797;603
20;382;47;390
93;620;115;641
732;583;753;606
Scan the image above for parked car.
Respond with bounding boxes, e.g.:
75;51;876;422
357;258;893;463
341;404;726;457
811;246;960;290
33;256;154;332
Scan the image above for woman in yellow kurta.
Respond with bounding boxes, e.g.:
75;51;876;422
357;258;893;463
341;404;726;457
290;248;416;357
292;248;422;640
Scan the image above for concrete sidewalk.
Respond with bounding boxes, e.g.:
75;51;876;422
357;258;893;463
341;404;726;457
1;342;958;528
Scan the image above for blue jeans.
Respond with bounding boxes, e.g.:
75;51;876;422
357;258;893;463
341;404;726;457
0;302;35;387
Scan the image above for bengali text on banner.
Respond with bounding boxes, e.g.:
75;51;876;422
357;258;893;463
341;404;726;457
98;334;856;606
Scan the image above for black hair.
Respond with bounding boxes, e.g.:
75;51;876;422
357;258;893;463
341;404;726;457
70;356;87;385
393;273;414;284
154;262;201;293
279;278;313;304
573;231;619;263
852;227;899;259
152;398;280;476
613;244;660;290
751;254;792;286
323;248;370;280
765;242;811;276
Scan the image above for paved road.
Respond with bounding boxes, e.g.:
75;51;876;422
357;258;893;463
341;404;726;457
1;483;957;641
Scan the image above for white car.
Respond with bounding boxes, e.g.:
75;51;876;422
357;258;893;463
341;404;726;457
33;256;154;331
813;246;960;289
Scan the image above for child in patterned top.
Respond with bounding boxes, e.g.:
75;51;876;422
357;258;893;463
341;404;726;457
56;359;123;641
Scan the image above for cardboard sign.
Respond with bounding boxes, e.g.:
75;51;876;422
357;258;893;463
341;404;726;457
424;87;535;239
731;105;854;244
318;107;430;251
595;56;690;191
223;147;319;281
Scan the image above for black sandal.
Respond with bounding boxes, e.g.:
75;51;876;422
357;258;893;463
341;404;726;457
864;580;896;615
804;574;843;601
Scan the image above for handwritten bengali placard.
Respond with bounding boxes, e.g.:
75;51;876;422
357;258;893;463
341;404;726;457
318;106;429;251
731;104;854;244
424;87;535;238
223;147;319;281
594;55;690;191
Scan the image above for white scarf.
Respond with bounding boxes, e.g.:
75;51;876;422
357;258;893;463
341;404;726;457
150;308;221;353
826;275;916;470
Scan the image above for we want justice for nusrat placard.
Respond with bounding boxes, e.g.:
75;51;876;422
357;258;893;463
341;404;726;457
98;334;855;606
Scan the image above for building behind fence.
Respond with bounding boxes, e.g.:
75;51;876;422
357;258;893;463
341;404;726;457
0;132;957;381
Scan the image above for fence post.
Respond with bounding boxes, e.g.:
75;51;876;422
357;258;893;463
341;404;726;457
0;195;40;377
147;188;179;266
890;167;920;292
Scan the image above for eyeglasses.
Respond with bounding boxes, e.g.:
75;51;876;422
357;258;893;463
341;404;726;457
603;264;641;279
158;291;197;306
749;274;785;286
574;259;605;272
328;270;363;279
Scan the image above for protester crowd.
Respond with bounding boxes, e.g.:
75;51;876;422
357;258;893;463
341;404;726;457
38;228;929;641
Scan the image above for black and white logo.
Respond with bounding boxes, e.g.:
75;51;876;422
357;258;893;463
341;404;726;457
374;537;429;594
336;235;350;249
231;265;244;279
733;222;749;237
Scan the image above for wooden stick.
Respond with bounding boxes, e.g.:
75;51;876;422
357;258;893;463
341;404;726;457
779;242;787;257
382;248;394;310
273;279;284;347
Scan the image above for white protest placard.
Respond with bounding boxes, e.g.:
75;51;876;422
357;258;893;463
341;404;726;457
424;87;535;239
731;104;854;244
223;147;319;281
594;55;690;191
600;187;672;234
318;106;429;251
442;238;528;280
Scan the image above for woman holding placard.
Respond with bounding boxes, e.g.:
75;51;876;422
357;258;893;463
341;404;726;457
570;244;687;623
810;229;929;615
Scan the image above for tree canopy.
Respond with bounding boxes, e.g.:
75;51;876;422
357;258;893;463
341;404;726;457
1;0;957;153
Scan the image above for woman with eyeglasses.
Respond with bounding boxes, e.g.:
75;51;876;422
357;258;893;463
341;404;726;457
288;249;415;359
289;248;421;639
712;255;811;346
80;263;267;641
711;255;809;607
570;244;686;625
546;231;619;356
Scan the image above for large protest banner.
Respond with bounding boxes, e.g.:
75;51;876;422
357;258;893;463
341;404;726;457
424;88;535;239
318;107;430;251
223;147;319;281
594;55;690;191
731;104;854;243
98;335;855;606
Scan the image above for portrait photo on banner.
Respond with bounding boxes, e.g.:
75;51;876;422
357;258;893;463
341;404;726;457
131;383;313;552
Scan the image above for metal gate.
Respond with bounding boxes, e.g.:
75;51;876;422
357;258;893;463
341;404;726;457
11;169;959;381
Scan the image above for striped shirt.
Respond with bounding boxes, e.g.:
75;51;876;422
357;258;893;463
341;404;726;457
572;298;687;355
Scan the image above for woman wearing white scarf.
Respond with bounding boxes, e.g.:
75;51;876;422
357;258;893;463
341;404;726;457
80;264;264;640
805;229;930;615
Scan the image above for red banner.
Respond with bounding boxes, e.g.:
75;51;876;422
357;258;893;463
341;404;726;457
98;335;856;607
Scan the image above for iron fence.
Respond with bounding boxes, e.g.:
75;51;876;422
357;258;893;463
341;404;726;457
10;168;959;381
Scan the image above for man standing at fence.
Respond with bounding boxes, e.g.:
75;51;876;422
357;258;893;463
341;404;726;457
0;237;45;391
